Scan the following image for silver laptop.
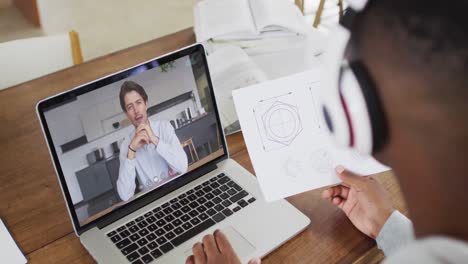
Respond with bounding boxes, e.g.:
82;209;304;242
36;44;310;263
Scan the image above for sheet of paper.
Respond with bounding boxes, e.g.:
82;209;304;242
194;0;256;42
233;69;389;201
0;219;26;264
208;45;267;134
249;0;308;35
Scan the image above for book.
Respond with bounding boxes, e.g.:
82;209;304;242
194;0;309;42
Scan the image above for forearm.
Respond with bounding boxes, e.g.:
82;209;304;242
376;210;415;256
155;141;188;173
127;145;136;160
117;157;137;201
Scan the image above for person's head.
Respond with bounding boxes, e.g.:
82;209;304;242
350;0;468;166
119;80;149;127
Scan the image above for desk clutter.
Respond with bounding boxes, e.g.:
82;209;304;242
193;0;388;200
1;26;404;263
197;0;335;134
194;0;314;56
194;0;308;42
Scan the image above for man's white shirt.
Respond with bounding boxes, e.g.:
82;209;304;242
117;120;188;201
377;211;468;263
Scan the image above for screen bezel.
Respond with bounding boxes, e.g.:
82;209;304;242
36;44;228;235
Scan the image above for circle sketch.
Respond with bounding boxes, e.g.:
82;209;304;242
284;157;303;179
261;101;302;145
268;108;297;139
254;93;303;152
308;149;333;173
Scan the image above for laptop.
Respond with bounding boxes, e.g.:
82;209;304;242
36;44;310;263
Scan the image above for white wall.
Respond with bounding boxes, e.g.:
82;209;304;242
36;0;195;60
45;99;87;147
79;56;198;141
46;56;196;147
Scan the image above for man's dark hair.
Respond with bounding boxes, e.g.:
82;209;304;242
353;0;468;69
119;81;148;112
351;0;468;128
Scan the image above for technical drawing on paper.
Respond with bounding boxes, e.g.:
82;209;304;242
309;148;333;173
282;149;333;183
254;92;303;152
307;82;323;129
282;156;310;185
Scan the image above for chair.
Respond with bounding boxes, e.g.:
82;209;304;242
313;0;344;28
181;137;199;165
0;30;83;90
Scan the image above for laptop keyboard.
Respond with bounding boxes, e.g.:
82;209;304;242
106;173;257;264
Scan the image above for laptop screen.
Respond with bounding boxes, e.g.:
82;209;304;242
38;45;225;228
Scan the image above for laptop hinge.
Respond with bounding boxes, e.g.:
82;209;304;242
96;162;219;229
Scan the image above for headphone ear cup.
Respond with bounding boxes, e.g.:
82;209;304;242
348;61;388;153
340;66;373;153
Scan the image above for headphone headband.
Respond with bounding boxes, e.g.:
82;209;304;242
318;4;388;154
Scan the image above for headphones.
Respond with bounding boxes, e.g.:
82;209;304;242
319;0;388;154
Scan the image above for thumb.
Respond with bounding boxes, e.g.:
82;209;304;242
335;165;365;187
248;257;261;264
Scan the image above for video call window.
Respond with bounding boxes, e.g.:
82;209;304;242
43;51;224;226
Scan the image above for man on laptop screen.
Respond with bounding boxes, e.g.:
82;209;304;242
37;44;309;263
41;52;225;226
117;80;188;202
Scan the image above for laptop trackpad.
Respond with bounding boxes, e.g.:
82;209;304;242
184;226;255;259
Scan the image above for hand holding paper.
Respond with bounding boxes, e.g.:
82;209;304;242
233;69;389;201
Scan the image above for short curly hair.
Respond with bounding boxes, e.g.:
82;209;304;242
351;0;468;123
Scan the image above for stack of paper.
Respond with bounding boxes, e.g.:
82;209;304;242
194;0;309;54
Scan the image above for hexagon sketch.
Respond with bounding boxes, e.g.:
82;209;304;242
254;92;303;152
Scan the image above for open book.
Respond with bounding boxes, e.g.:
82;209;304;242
194;0;309;42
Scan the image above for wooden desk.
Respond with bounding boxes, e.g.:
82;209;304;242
0;28;407;263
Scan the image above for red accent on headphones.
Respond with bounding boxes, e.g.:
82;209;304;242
340;93;355;147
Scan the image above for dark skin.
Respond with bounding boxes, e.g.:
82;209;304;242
187;12;468;264
359;14;468;241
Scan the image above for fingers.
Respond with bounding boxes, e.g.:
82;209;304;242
332;196;347;209
323;188;347;210
136;131;150;144
335;165;365;188
248;257;262;264
322;185;350;200
136;123;147;133
185;255;195;264
192;242;206;263
202;234;220;256
136;124;152;139
137;123;154;136
214;230;235;254
137;128;150;137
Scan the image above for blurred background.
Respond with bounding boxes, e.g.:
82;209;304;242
0;0;341;60
0;0;196;61
0;0;341;90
